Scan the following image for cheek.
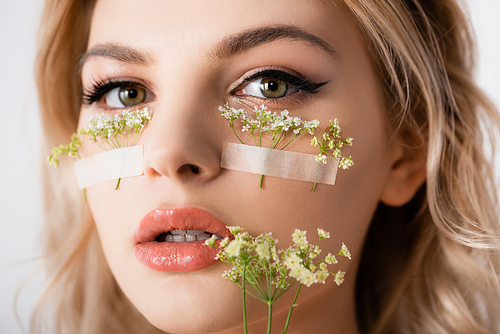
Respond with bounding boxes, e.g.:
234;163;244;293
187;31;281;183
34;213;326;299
85;183;130;275
220;117;389;259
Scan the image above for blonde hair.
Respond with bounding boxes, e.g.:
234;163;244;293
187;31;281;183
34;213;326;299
34;0;162;333
33;0;500;333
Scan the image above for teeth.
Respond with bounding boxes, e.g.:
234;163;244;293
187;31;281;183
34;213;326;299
158;230;223;242
196;233;211;240
186;230;204;235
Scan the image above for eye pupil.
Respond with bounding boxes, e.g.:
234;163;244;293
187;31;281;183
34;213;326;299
266;81;279;91
260;78;287;98
119;86;146;106
127;89;138;99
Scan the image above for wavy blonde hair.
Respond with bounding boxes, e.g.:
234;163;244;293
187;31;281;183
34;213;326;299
33;0;500;333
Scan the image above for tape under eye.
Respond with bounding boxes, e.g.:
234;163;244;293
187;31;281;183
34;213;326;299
74;145;144;189
221;142;339;185
73;142;339;189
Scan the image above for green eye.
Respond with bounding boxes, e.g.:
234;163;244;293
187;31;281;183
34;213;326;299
259;78;288;98
118;86;146;106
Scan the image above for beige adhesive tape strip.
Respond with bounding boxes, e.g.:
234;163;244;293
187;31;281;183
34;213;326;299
221;142;338;185
74;145;144;189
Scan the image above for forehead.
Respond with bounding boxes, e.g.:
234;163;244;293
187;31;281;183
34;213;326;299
88;0;362;61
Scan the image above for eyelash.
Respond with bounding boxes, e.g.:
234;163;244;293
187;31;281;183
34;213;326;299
82;79;147;106
234;69;327;96
81;69;327;107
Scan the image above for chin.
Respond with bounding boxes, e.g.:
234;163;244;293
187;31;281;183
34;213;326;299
122;275;250;334
142;302;243;334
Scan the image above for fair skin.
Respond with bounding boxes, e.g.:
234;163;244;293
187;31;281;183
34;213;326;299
79;0;426;333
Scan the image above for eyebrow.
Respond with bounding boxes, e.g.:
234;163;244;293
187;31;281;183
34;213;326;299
211;25;339;59
79;25;338;71
79;43;154;71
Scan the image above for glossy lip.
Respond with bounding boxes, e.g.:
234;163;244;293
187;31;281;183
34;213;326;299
134;207;231;272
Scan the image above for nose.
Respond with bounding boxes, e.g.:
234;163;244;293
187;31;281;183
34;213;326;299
142;99;222;185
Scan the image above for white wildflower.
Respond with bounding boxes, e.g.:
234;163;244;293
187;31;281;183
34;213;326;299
204;235;217;248
325;253;338;264
316;270;329;283
224;239;243;257
291;229;308;249
220;237;230;248
339;243;351;259
256;244;271;260
317;228;330;240
315;154;327;164
334;270;345;286
227;226;241;236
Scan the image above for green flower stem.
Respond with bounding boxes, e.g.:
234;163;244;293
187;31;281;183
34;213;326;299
277;131;286;145
102;138;117;150
115;178;121;190
83;188;87;202
95;142;108;152
117;134;124;148
312;182;317;192
231;123;245;145
242;263;248;334
130;130;137;146
282;284;302;334
260;174;264;189
111;135;121;149
267;301;273;334
132;131;139;146
280;134;299;151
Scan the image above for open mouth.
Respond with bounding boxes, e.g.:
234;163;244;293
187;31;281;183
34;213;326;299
134;207;231;245
155;229;224;242
134;207;230;272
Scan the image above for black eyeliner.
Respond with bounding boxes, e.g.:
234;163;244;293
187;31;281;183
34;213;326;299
240;69;328;95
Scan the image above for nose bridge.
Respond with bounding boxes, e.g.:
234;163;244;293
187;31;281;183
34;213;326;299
142;78;222;183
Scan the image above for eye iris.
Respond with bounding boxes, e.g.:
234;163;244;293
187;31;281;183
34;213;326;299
260;78;287;98
119;86;146;106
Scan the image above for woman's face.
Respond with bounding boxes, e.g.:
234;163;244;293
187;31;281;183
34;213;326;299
80;0;395;332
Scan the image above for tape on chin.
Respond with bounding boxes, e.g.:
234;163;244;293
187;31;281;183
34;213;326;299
221;142;339;185
73;145;144;189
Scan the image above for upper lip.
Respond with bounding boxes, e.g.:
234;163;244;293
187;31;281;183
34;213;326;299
134;207;231;244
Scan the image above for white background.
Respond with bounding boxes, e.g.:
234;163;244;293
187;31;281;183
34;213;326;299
1;1;499;333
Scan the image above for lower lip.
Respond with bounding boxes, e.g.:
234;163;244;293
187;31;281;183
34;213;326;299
135;240;220;272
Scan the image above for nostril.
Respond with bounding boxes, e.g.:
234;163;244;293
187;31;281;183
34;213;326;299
188;164;200;174
176;164;201;176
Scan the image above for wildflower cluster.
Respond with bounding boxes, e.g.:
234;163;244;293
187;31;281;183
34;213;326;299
47;107;152;192
311;119;353;169
80;107;152;151
48;107;152;167
220;104;320;149
205;227;350;334
220;104;319;188
281;229;348;287
47;133;83;167
221;105;355;191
